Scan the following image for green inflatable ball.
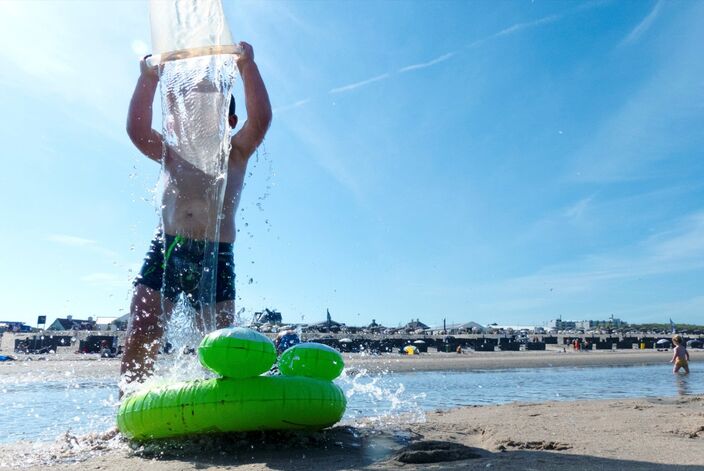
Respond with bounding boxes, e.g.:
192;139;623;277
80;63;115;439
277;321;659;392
198;327;276;378
279;343;344;381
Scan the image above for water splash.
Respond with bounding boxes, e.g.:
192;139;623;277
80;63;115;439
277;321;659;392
338;368;426;427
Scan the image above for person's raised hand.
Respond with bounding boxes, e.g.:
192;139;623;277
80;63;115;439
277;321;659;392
140;55;159;80
236;42;254;68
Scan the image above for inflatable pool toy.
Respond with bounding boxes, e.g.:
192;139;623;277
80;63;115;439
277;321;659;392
117;328;346;440
199;327;276;378
279;343;344;381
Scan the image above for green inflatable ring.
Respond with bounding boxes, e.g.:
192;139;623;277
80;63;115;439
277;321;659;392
117;328;347;440
198;327;276;378
117;376;346;440
279;343;344;381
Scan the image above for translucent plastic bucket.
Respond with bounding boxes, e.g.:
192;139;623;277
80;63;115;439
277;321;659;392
147;0;241;66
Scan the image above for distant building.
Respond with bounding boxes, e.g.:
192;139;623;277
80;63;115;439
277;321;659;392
48;316;96;331
433;322;485;334
549;316;624;331
0;321;32;333
365;319;385;332
112;313;129;331
404;319;429;332
252;309;282;325
547;318;576;330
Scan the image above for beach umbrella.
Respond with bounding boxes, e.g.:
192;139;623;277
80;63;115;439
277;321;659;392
403;345;419;355
656;339;671;345
413;340;426;344
339;338;353;343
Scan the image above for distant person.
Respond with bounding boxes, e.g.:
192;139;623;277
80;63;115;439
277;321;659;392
100;340;114;358
670;335;690;374
120;42;272;391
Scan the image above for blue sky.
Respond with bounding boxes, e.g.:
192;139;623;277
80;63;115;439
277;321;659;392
1;0;703;328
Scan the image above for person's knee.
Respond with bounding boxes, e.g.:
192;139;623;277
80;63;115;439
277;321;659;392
216;312;234;329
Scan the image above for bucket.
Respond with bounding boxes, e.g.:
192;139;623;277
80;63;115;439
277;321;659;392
147;0;241;67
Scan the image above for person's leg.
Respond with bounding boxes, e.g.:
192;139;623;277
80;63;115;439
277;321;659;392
214;244;236;329
120;284;164;385
215;299;235;328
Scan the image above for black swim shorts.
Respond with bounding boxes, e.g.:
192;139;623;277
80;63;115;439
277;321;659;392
134;231;235;307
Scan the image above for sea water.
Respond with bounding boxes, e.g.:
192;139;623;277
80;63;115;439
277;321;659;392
1;362;701;445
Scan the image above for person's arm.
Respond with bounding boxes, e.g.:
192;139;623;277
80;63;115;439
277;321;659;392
685;349;690;361
670;348;677;363
126;56;164;162
231;42;272;160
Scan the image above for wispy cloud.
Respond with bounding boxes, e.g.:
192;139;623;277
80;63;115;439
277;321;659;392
285;116;364;199
329;73;391;94
399;52;456;73
494;14;562;39
428;209;704;323
325;12;562;95
272;98;311;114
47;234;96;247
564;194;597;222
620;0;662;46
493;210;704;295
568;4;704;183
467;14;562;49
80;272;126;287
47;234;119;259
611;295;704;323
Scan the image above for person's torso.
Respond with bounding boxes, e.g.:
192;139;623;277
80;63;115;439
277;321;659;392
161;147;247;243
675;346;687;359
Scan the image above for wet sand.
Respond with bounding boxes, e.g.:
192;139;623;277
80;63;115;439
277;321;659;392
2;395;702;470
1;349;702;470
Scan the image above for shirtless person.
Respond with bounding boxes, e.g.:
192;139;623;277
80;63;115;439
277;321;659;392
121;42;271;386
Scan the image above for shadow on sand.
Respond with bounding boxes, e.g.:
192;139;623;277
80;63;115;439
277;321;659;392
127;427;704;471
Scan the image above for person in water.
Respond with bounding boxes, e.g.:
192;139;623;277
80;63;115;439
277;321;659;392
670;334;690;374
121;42;272;388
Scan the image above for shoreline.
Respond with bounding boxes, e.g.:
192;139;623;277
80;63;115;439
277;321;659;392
345;348;702;373
1;349;701;379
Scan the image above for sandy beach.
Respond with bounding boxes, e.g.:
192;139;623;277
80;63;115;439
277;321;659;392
1;349;702;470
2;348;700;379
1;395;702;470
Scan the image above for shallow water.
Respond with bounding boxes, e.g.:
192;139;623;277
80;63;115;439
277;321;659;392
0;363;700;444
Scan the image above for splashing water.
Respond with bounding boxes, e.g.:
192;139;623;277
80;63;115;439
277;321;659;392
129;54;238;390
338;368;427;427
